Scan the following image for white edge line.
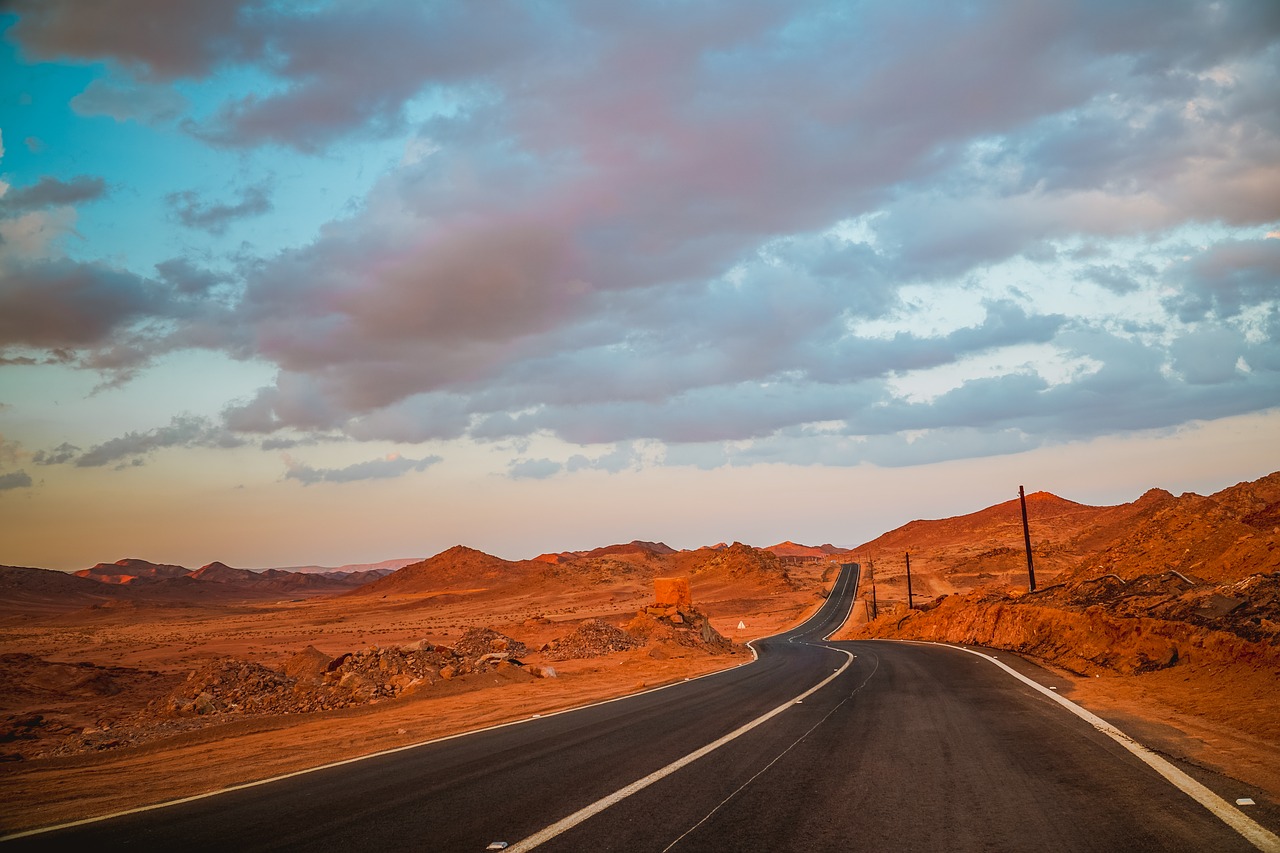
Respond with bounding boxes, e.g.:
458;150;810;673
908;641;1280;853
2;568;857;842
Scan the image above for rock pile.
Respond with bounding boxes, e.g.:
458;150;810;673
157;627;534;718
452;626;529;661
627;605;736;653
544;619;643;660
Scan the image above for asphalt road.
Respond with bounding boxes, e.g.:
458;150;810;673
6;564;1273;852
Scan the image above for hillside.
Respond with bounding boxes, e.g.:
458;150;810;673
350;546;544;596
853;475;1280;596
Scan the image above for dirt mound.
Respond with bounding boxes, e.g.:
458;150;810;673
544;619;643;661
451;627;529;660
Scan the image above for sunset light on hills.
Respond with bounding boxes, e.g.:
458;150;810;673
1;1;1277;571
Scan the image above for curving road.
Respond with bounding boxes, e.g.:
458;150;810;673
5;565;1275;852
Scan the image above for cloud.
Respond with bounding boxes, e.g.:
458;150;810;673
283;452;441;485
154;257;231;296
166;182;272;235
4;0;1280;474
508;458;562;480
0;176;107;213
0;435;21;466
0;259;179;350
70;77;189;124
3;0;264;80
72;415;244;468
187;3;547;152
0;470;33;491
32;442;80;465
1165;238;1280;321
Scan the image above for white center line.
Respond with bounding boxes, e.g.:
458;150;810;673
504;645;856;852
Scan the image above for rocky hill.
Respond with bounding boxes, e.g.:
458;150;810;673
350;546;544;596
763;541;849;558
853;474;1280;593
75;559;191;584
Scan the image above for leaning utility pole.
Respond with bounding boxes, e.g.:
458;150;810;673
905;551;914;610
1019;485;1037;592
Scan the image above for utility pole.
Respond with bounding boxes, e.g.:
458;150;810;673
905;551;914;610
1019;485;1037;592
866;554;878;619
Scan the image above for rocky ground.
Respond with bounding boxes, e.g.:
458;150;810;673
0;605;747;765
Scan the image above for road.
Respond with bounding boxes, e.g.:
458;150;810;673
6;564;1274;852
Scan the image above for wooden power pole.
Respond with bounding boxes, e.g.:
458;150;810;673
1019;485;1037;592
905;551;914;610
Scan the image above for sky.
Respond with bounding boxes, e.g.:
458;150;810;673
1;0;1278;572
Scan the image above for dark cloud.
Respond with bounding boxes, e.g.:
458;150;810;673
0;259;176;349
0;470;33;490
166;182;272;235
283;452;441;485
73;415;245;468
3;0;265;80
0;175;107;212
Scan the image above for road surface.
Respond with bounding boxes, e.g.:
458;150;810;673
5;564;1274;851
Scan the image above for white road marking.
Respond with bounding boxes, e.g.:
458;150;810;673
505;645;856;852
921;642;1280;853
1239;798;1257;806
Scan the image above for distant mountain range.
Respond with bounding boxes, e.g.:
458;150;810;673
4;471;1277;611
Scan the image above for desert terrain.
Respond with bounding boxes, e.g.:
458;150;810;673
0;542;832;833
3;473;1278;836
